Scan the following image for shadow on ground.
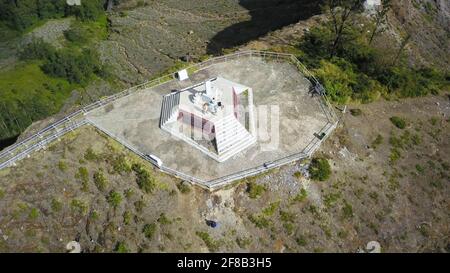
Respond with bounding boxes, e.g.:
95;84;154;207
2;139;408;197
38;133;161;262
207;0;324;54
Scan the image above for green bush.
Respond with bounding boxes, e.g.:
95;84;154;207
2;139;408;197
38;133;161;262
390;116;406;129
107;190;122;209
246;182;266;199
309;157;331;181
64;26;89;44
143;223;157;240
114;242;128;253
19;39;56;61
132;163;156;194
350;109;362;116
93;170;108;191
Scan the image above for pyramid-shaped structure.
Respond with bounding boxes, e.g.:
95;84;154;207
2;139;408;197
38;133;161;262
160;77;256;162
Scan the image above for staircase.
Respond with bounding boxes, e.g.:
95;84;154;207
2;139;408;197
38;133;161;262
160;92;180;127
215;114;256;162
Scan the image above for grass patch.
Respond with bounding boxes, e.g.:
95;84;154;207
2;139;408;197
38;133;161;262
0;62;77;141
196;231;221;252
390;116;407;129
132;163;156;194
93;170;108;192
246;182;267;199
292;188;308;203
143;223;157;240
309;157;331;181
107;190;122;209
262;201;280;217
114;242;129;253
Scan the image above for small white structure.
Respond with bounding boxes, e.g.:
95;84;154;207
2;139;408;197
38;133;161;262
176;69;189;81
160;77;256;162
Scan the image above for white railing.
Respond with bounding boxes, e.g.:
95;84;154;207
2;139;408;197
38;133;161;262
0;50;338;191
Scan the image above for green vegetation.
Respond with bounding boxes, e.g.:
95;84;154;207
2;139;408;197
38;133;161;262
107;190;122;209
195;231;221;252
342;200;354;219
246;182;267;199
296;235;307;246
29;207;40;220
0;3;111;144
123;211;132;225
0;62;77;141
143;223;157;240
390;116;407;129
112;155;132;174
176;182;191;194
157;213;171;225
309;157;331;181
70;199;87;215
262;201;280;217
93;170;108;191
58;161;67;172
20;39;105;85
0;187;4;199
114;241;129;253
84;148;98;161
292;188;308;202
76;167;89;191
132;163;157;194
297;4;448;104
51;198;62;212
248;214;271;229
0;0;107;31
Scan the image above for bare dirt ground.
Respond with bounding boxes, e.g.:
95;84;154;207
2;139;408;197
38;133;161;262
0;94;448;253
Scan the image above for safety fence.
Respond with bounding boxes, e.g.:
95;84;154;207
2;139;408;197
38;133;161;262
0;50;339;191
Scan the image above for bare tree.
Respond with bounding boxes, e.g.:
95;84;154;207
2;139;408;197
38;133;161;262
325;0;365;57
368;0;392;45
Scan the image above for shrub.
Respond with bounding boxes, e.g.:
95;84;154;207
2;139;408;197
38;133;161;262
342;201;354;219
63;25;89;44
19;39;56;61
93;170;108;191
196;231;220;252
293;188;308;202
248;214;271;229
51;199;62;212
114;242;128;253
177;182;191;194
112;155;131;174
41;48;102;85
246;182;266;199
76;167;89;191
29;208;40;220
296;235;307;246
70;199;88;215
84;148;98;161
58;161;68;172
123;211;132;225
309;157;331;181
107;190;122;209
143;223;157;240
132;163;156;194
390;116;406;129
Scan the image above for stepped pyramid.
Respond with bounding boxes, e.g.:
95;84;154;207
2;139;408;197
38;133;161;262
160;77;256;162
